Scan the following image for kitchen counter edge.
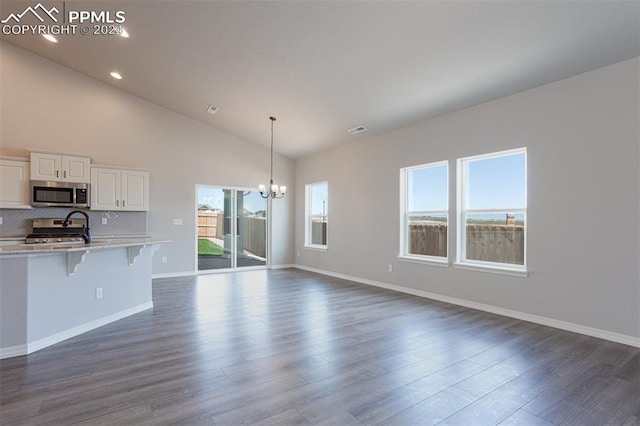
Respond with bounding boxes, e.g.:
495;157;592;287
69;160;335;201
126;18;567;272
0;238;171;255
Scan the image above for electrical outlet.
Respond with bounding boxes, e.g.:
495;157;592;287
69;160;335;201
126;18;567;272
102;217;108;225
0;217;3;225
96;287;103;300
297;250;300;257
161;256;167;264
173;219;183;225
388;264;393;272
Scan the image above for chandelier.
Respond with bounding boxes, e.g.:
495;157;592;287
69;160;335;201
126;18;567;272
259;116;287;199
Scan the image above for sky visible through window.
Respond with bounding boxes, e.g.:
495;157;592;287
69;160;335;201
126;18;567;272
198;187;266;213
408;164;447;211
465;152;526;210
310;183;328;216
408;152;525;220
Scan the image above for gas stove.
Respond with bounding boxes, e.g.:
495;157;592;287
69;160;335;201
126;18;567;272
25;218;88;244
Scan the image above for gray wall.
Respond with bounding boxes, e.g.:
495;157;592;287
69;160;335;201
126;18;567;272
0;257;27;347
295;58;640;339
27;249;153;343
0;248;154;350
0;41;295;273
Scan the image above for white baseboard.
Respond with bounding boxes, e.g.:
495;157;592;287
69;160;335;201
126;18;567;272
0;344;27;359
152;265;296;277
152;271;196;279
270;264;296;269
293;264;640;348
0;302;154;359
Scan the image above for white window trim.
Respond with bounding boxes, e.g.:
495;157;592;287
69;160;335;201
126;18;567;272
304;181;328;249
305;244;328;252
453;262;529;278
399;161;449;263
456;147;528;274
398;255;449;267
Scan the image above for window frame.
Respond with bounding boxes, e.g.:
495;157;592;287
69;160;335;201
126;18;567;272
455;147;527;276
399;160;449;265
304;181;328;250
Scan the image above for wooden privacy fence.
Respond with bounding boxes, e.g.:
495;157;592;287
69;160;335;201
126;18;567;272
201;214;523;264
311;220;327;245
409;223;447;257
466;225;524;265
215;213;224;239
409;223;524;265
197;211;266;258
241;216;266;258
197;211;218;237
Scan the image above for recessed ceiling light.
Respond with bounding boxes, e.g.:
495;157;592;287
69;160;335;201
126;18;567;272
110;71;123;80
347;125;367;134
119;28;129;38
42;34;58;43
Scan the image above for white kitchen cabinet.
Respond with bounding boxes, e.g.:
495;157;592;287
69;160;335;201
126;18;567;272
91;167;149;211
30;152;90;183
0;157;32;209
91;167;120;210
121;170;149;211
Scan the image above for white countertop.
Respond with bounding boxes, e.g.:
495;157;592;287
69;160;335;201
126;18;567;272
0;237;171;255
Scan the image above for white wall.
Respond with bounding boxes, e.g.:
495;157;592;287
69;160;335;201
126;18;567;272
295;58;640;340
0;41;295;273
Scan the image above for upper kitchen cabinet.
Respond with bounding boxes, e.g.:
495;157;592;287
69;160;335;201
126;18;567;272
0;157;31;209
91;167;149;211
30;152;90;183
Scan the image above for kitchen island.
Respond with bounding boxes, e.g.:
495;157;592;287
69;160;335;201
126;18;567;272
0;238;169;359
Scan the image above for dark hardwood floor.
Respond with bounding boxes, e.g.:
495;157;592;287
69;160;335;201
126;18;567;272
1;269;638;425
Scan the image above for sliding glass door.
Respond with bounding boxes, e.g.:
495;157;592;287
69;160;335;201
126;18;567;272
197;186;267;271
235;190;268;267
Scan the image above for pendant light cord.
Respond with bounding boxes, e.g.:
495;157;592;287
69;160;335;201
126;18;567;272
259;116;284;199
270;116;276;183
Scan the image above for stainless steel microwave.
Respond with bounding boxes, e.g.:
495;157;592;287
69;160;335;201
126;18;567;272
30;181;90;208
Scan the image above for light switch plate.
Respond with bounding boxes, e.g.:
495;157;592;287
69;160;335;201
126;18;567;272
173;219;183;225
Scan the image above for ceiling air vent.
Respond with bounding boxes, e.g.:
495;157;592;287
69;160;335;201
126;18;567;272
206;105;220;115
347;125;367;135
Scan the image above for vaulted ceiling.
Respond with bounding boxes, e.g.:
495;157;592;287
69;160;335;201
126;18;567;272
2;1;639;158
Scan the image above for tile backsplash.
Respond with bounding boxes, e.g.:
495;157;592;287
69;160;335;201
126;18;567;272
0;208;147;238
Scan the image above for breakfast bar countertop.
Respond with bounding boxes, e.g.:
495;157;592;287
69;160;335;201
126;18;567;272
0;237;171;256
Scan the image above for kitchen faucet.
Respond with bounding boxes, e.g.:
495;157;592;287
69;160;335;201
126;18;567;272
63;210;92;244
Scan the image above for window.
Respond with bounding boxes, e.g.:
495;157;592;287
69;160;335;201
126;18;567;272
305;181;328;248
400;161;448;262
457;148;527;271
